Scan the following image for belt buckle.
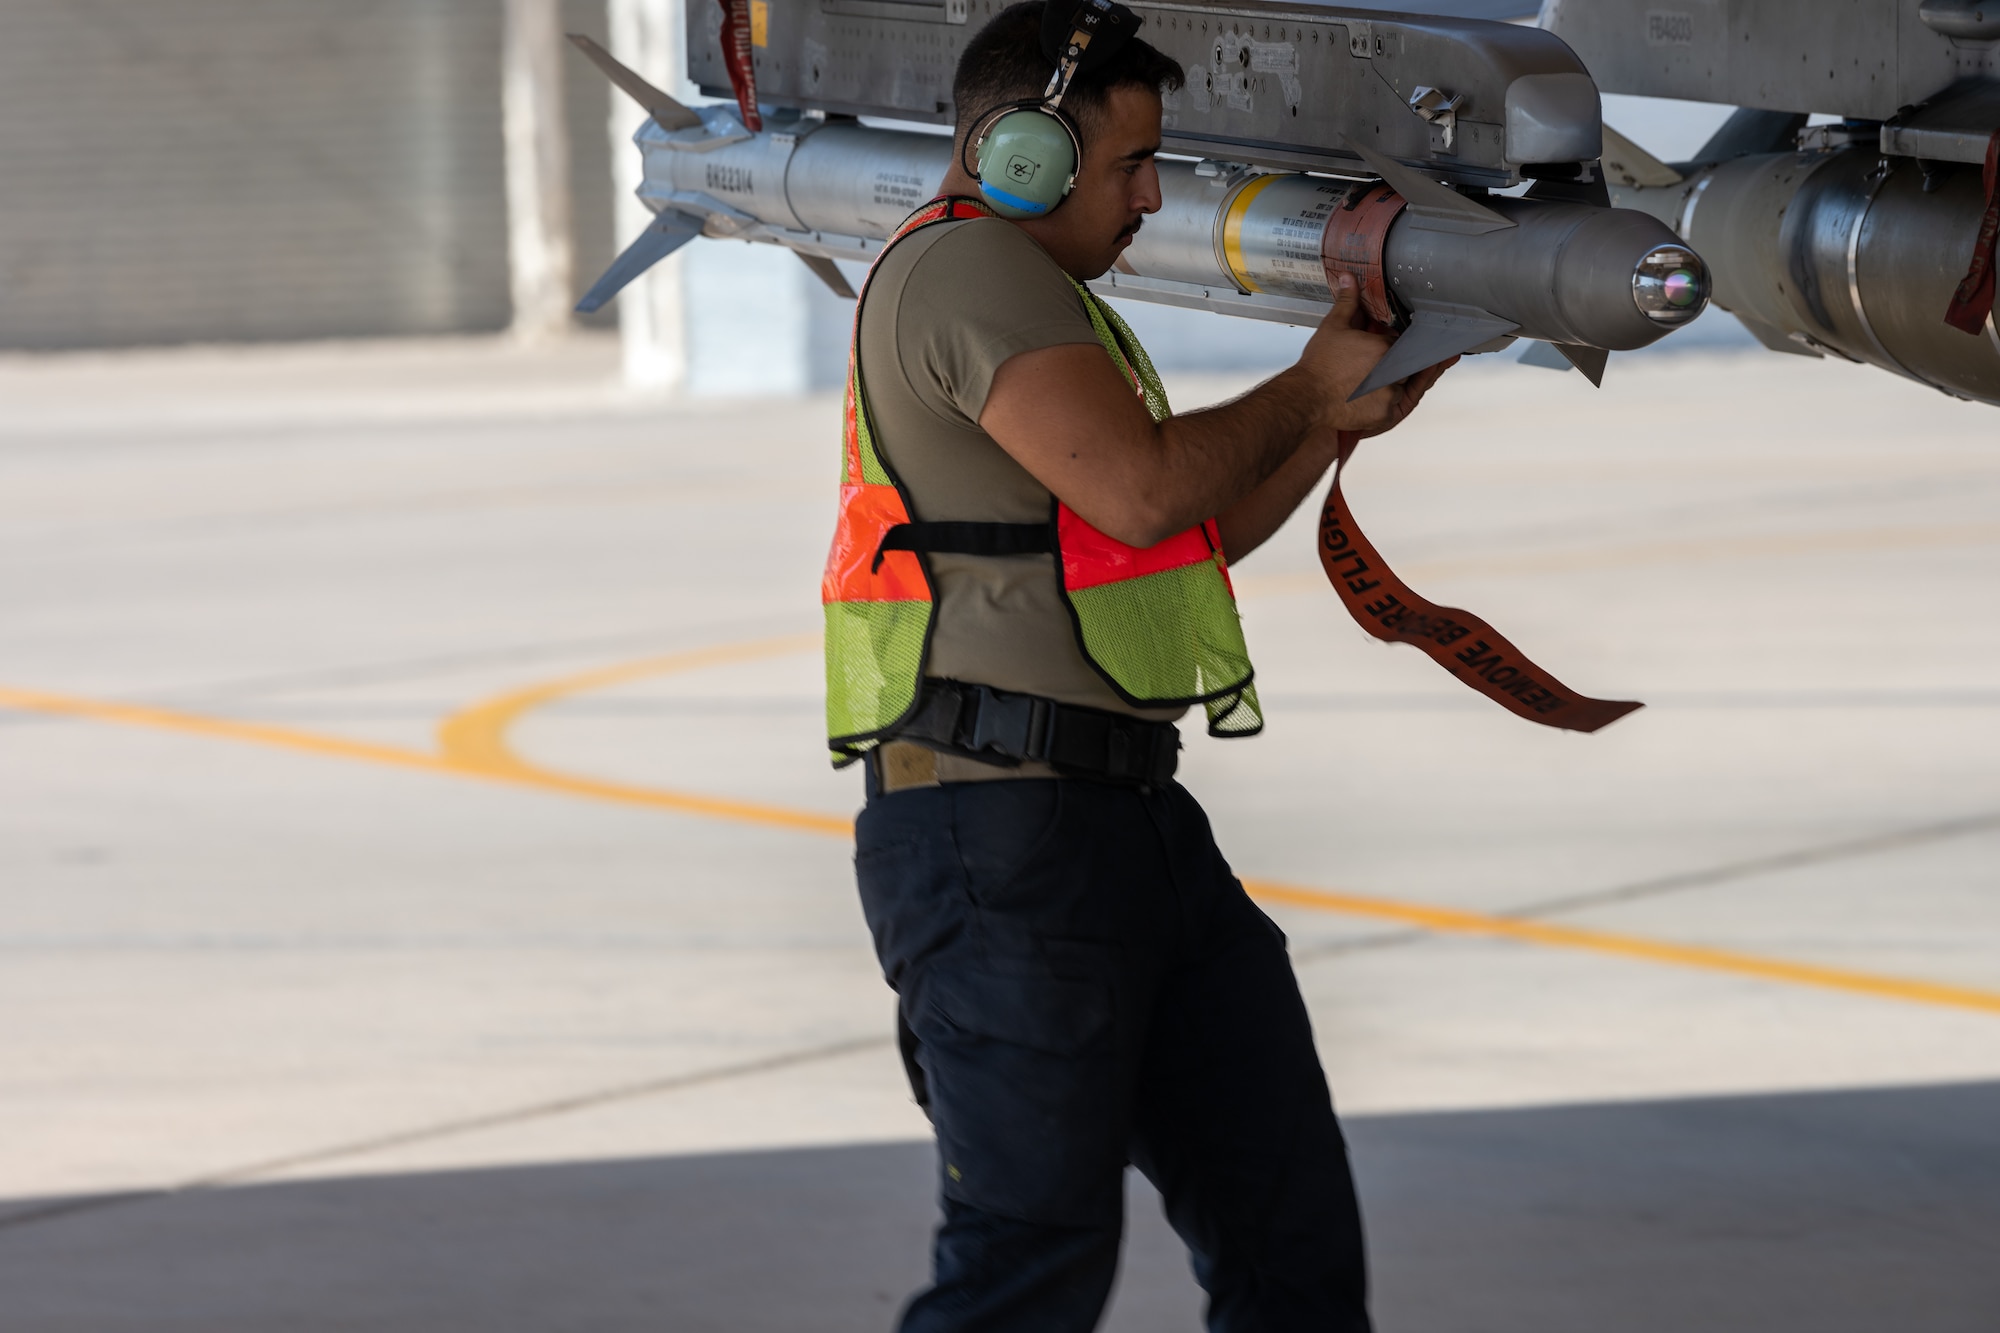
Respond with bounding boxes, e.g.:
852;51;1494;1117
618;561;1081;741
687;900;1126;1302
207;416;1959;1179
967;686;1034;758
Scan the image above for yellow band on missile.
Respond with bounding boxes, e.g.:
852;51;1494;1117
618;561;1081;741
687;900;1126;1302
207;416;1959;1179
1216;172;1280;292
1220;172;1283;295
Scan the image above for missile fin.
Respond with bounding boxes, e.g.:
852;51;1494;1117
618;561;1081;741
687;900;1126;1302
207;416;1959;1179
1690;109;1808;167
1518;340;1608;385
1600;125;1684;189
1351;309;1519;401
575;211;703;314
1341;139;1513;235
1525;171;1610;208
1517;340;1576;373
1553;343;1608;385
567;33;702;131
796;252;857;300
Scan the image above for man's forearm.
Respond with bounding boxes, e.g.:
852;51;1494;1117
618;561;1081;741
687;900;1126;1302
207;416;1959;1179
1214;425;1345;563
1135;366;1327;545
1215;355;1456;560
979;279;1418;550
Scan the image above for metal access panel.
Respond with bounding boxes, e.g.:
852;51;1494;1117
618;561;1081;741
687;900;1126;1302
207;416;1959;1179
688;0;1605;187
1541;0;2000;121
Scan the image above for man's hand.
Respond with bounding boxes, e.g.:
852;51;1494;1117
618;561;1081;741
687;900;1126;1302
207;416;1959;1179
1294;273;1398;430
1294;272;1457;436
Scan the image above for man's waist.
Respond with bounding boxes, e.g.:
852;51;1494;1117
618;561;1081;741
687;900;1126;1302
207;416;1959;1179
870;678;1180;794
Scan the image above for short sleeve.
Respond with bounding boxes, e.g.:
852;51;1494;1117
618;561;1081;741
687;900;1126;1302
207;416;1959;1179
894;219;1102;426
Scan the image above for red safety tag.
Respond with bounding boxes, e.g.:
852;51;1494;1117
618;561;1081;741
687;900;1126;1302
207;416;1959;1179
1944;130;2000;336
718;0;763;132
1318;434;1642;733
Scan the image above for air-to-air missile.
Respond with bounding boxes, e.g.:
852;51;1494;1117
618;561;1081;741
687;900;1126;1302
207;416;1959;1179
1547;0;2000;406
569;1;1713;394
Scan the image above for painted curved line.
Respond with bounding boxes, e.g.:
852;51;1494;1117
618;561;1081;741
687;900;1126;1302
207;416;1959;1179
433;631;853;838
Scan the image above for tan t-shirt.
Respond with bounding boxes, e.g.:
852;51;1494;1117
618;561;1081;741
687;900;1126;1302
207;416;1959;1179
855;213;1188;757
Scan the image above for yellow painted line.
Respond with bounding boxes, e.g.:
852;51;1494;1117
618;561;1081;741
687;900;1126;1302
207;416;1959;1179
0;684;463;778
8;647;2000;1019
0;634;848;840
434;634;821;774
1243;880;2000;1017
432;632;850;837
442;756;854;838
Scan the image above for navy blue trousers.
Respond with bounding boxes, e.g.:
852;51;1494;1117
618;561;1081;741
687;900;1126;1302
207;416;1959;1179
854;777;1371;1333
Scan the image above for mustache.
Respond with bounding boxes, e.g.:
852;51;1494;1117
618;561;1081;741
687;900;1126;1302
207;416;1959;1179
1118;217;1145;240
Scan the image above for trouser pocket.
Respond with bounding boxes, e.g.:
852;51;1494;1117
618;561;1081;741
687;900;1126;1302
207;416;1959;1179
907;955;1124;1228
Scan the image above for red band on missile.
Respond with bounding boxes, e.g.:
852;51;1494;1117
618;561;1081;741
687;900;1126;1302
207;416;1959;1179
1318;435;1642;734
719;0;764;132
1944;130;1999;337
1321;184;1406;330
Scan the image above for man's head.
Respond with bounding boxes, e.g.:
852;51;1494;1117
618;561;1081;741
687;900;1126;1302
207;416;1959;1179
950;1;1184;278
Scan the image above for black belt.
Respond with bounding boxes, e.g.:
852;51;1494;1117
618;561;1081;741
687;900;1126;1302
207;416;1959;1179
888;678;1179;788
870;521;1054;572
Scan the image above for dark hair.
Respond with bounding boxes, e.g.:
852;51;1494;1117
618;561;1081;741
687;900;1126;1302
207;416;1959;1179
953;1;1184;143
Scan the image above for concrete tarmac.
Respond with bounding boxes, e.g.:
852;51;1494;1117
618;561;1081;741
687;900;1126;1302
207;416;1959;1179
2;333;1997;1331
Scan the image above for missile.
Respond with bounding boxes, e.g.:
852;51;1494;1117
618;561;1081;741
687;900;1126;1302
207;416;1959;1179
570;3;1713;388
577;94;1708;392
1600;105;2000;406
1117;148;1706;390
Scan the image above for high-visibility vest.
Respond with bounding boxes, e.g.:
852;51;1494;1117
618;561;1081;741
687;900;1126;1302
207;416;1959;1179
823;196;1261;764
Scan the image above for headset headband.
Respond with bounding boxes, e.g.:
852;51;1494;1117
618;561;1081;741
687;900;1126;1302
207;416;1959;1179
960;0;1140;205
1038;0;1138;112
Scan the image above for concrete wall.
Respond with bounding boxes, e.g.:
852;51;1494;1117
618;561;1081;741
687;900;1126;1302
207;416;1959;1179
0;0;618;350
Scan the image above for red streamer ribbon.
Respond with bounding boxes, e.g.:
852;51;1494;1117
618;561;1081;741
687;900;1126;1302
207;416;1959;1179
1318;434;1642;734
718;0;763;132
1944;130;2000;337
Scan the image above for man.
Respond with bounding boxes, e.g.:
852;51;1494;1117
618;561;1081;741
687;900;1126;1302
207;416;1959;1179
827;3;1449;1328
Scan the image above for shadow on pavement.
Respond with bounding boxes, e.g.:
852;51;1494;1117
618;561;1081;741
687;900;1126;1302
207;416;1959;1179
3;1080;1996;1332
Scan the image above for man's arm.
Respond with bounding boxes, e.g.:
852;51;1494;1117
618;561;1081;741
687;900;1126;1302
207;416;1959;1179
1213;356;1457;563
979;276;1432;549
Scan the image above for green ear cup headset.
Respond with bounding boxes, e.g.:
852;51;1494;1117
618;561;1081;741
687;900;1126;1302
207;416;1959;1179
970;107;1083;219
966;0;1139;220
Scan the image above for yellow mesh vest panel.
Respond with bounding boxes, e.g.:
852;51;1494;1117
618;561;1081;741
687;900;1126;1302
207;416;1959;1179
1066;285;1263;737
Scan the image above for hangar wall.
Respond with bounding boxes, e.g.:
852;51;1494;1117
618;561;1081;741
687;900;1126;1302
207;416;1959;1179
0;0;618;350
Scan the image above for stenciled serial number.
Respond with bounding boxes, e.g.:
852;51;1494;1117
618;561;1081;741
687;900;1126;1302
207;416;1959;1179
706;163;754;193
1645;9;1694;46
873;171;927;209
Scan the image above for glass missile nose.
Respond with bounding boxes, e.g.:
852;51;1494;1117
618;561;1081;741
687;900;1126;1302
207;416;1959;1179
1632;246;1710;325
